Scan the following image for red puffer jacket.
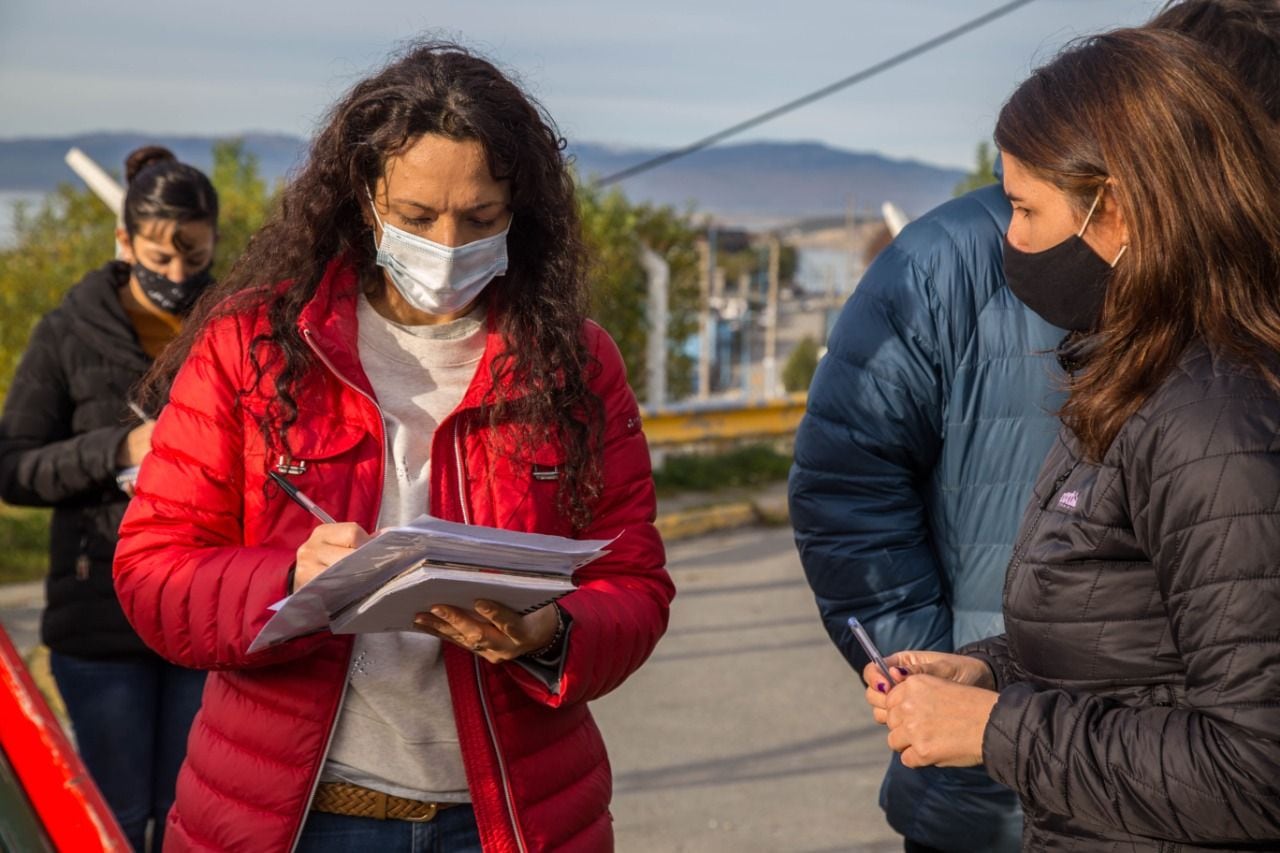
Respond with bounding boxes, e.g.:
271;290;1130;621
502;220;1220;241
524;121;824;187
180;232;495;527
113;257;673;852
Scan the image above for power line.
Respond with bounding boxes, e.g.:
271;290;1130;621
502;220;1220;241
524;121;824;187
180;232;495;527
595;0;1038;187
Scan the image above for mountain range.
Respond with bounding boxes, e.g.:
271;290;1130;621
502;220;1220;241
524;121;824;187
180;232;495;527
0;133;967;222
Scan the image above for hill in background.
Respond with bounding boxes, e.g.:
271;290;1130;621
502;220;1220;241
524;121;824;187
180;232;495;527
0;133;965;222
571;141;964;219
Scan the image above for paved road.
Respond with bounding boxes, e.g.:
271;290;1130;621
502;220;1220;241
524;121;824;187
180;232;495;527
0;525;901;852
0;578;41;653
594;525;898;852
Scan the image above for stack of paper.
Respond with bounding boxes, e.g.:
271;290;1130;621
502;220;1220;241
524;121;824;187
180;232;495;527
248;515;614;653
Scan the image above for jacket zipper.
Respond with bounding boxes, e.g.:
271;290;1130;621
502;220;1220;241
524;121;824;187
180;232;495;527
455;417;529;853
287;326;388;853
1001;461;1079;620
1039;462;1078;512
292;332;524;850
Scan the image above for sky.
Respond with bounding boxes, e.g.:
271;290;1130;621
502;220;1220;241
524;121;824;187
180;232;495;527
0;0;1163;170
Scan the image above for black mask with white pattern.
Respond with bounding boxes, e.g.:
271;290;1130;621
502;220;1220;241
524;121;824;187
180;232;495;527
133;262;213;315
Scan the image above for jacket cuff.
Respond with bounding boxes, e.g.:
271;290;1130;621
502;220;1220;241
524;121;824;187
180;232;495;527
981;681;1036;793
958;635;1011;690
91;424;136;484
509;619;573;696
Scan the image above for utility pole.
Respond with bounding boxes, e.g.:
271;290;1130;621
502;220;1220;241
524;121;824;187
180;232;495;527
639;245;668;408
697;233;714;399
738;271;752;398
846;193;858;296
764;236;781;398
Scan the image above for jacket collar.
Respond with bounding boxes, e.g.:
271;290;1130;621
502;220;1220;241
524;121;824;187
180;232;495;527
65;260;153;372
296;254;512;410
1056;331;1100;375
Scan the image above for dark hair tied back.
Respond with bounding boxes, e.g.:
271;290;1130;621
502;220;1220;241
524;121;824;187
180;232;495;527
125;145;177;183
122;145;219;236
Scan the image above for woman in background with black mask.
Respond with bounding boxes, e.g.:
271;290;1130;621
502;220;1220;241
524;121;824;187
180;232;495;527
860;27;1280;851
0;144;215;852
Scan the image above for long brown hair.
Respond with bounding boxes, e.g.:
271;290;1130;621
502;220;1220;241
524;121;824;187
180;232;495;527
1150;0;1280;122
996;28;1280;459
142;41;603;527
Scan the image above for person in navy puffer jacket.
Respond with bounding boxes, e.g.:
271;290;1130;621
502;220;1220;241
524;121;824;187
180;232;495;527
790;178;1064;852
790;3;1280;851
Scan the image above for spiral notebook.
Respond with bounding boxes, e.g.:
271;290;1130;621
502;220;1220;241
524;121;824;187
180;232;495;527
248;516;614;652
328;560;576;634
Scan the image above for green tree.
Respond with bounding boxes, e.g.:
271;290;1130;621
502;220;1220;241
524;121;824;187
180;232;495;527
208;138;279;279
577;183;700;403
954;140;997;196
782;335;820;392
0;185;115;401
0;140;278;400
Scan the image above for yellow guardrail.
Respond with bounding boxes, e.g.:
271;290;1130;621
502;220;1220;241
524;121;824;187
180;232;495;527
640;393;807;448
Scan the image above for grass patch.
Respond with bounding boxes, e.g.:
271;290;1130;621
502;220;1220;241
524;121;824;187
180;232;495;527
652;443;792;496
0;503;50;584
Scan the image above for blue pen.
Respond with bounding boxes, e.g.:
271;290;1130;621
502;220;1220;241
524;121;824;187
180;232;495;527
268;470;338;525
847;616;896;685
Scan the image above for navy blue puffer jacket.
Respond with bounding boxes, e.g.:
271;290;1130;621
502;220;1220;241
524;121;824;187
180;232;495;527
789;183;1064;851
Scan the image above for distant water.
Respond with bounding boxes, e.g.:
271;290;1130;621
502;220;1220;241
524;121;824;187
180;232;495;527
0;190;47;249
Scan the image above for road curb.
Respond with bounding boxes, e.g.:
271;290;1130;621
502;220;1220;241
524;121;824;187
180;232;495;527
655;498;789;542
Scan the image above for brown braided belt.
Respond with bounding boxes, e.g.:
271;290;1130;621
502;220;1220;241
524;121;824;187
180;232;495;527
311;781;460;822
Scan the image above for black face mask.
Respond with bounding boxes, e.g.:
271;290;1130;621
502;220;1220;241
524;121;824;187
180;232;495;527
133;262;214;315
1002;233;1114;333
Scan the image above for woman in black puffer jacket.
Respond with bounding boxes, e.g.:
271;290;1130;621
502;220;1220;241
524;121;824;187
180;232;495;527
0;146;216;852
861;28;1280;852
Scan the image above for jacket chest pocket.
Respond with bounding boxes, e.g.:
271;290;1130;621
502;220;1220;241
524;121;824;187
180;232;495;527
485;443;572;536
246;420;371;538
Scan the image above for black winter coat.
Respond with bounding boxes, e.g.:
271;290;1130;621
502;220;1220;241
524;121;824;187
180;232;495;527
964;343;1280;851
0;261;157;658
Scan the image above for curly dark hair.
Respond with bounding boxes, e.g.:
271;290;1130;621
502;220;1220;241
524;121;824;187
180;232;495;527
143;41;604;528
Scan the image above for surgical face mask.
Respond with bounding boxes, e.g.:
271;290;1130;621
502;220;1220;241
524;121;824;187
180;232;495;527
368;193;510;316
1003;189;1127;333
133;262;214;315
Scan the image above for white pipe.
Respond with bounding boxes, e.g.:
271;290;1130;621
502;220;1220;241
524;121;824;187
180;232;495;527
881;201;910;238
65;148;125;216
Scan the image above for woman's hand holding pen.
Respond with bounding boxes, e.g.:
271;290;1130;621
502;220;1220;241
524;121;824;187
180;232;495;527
292;523;372;592
863;650;998;769
118;401;156;469
413;601;560;665
116;421;155;467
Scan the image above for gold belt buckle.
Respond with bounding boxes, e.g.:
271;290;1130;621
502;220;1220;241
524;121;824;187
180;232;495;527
403;802;440;822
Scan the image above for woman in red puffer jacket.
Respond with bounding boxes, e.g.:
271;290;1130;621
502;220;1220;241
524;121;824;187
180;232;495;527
113;41;673;853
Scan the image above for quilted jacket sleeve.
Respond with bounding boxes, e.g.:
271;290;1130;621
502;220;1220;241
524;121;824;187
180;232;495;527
502;325;674;707
789;237;953;672
982;375;1280;843
113;316;328;670
959;634;1019;691
0;312;132;506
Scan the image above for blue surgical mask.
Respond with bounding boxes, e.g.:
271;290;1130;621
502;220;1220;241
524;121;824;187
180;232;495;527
368;192;510;316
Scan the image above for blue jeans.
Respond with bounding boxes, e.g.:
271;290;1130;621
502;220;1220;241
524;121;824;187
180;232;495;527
50;652;206;853
296;806;482;853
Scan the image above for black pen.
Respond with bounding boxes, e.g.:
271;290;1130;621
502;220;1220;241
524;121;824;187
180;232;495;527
268;470;338;525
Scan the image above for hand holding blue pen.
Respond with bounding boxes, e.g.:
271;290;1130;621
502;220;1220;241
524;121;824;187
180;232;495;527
268;470;338;525
847;615;897;687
